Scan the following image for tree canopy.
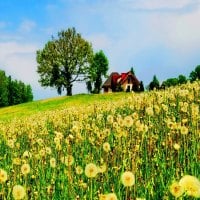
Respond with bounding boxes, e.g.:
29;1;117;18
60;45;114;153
88;50;109;94
0;69;33;107
36;27;93;96
149;75;160;90
189;65;200;82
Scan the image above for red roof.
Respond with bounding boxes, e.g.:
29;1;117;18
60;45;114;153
102;71;140;88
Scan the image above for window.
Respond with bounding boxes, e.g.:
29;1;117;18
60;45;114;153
128;76;131;84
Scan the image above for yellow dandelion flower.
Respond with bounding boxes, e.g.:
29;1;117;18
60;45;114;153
146;107;154;116
47;185;54;195
45;147;52;155
37;138;43;146
50;158;56;168
85;163;98;178
173;143;180;150
12;185;26;200
61;155;74;166
106;193;118;200
179;175;200;198
39;149;46;157
13;158;21;165
7;139;15;148
123;116;133;128
107;115;114;124
154;105;160;114
21;163;30;175
22;151;32;159
98;164;107;173
121;171;135;187
169;181;184;198
0;169;8;183
54;137;60;144
103;142;111;152
75;166;83;175
55;131;64;139
180;126;188;135
99;194;107;200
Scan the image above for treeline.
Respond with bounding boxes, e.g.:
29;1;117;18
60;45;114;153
0;69;33;107
148;65;200;90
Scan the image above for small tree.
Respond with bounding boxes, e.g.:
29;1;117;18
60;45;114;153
37;27;93;96
139;81;144;92
89;50;109;94
149;75;160;90
130;67;135;75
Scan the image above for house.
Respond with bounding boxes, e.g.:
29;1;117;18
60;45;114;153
102;71;140;93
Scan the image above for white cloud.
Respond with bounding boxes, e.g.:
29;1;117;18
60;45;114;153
121;0;200;10
142;8;200;55
0;41;38;85
87;33;112;50
18;19;36;33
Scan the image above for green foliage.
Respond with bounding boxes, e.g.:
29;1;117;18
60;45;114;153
139;81;144;92
178;74;187;84
0;71;33;108
130;67;135;75
0;70;8;107
89;50;109;94
163;78;178;87
149;75;160;90
189;65;200;82
37;27;93;96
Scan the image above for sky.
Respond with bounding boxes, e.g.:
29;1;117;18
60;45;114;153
0;0;200;100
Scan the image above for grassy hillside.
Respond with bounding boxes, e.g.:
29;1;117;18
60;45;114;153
0;92;130;121
0;82;199;199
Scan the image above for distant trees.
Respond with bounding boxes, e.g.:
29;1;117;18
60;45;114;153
0;69;33;107
87;50;109;94
36;27;93;96
0;70;8;107
189;65;200;82
178;75;187;84
148;65;199;91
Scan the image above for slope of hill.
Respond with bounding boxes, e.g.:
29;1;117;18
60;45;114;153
0;92;130;121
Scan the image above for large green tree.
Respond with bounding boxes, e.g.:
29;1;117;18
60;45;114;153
88;50;109;94
36;27;93;96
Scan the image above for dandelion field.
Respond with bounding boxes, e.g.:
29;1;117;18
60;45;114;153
0;82;200;199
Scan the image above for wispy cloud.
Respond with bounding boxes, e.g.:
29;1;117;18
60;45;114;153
0;21;7;29
18;19;36;33
0;41;38;85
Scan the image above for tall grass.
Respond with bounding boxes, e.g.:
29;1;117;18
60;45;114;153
0;81;199;199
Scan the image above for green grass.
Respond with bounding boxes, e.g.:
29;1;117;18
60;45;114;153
0;92;130;121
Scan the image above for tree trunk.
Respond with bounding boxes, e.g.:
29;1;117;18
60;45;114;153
66;84;72;96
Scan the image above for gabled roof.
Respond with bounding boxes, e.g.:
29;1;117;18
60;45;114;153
120;71;140;85
102;72;119;87
102;71;140;88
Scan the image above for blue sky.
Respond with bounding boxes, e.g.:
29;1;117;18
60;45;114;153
0;0;200;100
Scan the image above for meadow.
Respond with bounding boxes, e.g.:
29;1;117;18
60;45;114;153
0;81;199;199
